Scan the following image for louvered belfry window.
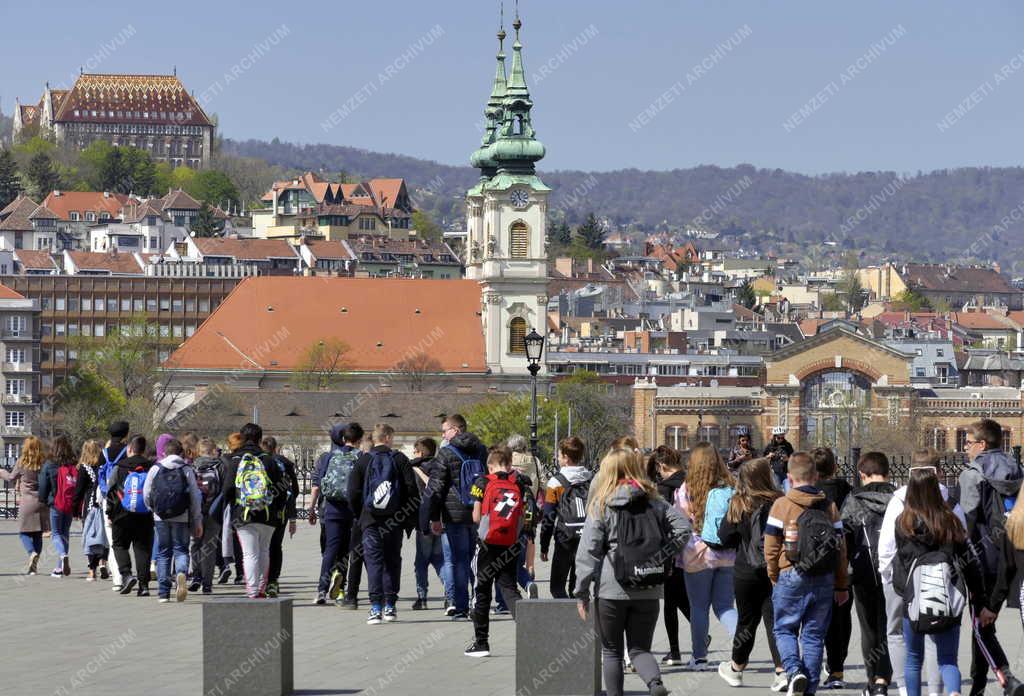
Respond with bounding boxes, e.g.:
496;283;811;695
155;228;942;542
510;222;529;258
509;317;527;354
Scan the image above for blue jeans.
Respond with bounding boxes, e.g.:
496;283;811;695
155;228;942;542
773;570;834;693
684;566;738;660
903;619;959;696
154;521;191;598
49;508;72;560
19;532;42;555
442;523;475;612
414;532;445;600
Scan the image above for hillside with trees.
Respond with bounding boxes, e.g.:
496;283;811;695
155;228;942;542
223;138;1024;268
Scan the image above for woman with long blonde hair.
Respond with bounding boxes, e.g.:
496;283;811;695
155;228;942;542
677;442;738;670
72;440;107;581
0;436;49;574
717;457;786;688
575;447;690;696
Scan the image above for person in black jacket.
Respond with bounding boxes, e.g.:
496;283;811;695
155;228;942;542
716;457;786;690
811;446;854;690
650;446;693;666
762;428;794;489
106;434;154;596
261;436;299;598
219;422;283;600
348;423;415;624
421;413;488;619
840;452;896;696
410;437;443;610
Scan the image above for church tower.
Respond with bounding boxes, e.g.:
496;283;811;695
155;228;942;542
467;10;550;376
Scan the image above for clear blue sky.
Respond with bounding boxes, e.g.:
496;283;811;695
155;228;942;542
3;1;1022;174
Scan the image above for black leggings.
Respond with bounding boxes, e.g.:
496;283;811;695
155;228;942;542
663;567;692;655
597;598;661;696
550;538;578;599
732;569;781;669
825;587;853;676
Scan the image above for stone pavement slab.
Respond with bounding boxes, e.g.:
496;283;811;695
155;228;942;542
1;520;1024;696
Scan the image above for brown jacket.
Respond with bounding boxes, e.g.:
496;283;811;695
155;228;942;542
764;486;849;590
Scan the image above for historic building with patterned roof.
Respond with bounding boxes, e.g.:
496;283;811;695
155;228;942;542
13;72;215;169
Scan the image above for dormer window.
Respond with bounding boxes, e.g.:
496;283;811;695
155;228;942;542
85;212;96;222
69;212;80;221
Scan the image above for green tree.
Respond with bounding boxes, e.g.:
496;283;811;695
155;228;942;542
44;369;125;445
550;219;572;247
577;212;606;250
25;152;60;199
411;210;443;244
893;288;930;312
737;279;757;309
291;338;349;390
821;292;845;312
190;202;225;237
0;148;21;209
186;169;240;208
153;161;175;195
836;270;867;313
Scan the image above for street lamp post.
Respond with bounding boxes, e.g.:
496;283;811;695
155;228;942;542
524;328;545;462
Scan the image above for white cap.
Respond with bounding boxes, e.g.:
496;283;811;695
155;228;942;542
771;426;787;435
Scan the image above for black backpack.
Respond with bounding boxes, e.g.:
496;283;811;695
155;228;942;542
611;498;671;589
786;498;839;576
152;465;190;519
555;473;591;542
975;480;1019;573
743;503;768;569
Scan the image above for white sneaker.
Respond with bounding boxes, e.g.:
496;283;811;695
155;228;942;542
771;672;790;692
686;658;715;671
718;661;743;687
788;673;808;696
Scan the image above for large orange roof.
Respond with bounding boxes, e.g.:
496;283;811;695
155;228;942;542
54;73;213;128
166;277;486;373
65;251;144;275
41;191;130;221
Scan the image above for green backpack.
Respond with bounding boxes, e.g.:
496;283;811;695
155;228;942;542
235;452;272;519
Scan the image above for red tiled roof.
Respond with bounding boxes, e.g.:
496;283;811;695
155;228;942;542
161;189;201;211
303;239;356;261
950;311;1013;331
18;104;39;126
191;237;297;262
65;251;144;275
0;284;26;300
166;277;486;373
27;204;58;221
0;195;40;231
41;191;130;221
366;179;405;208
54;73;213;128
900;264;1016;295
14;250;57;271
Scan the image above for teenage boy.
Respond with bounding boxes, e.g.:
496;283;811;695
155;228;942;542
959;419;1024;696
811;447;853;691
540;436;591;599
464;446;531;658
188;438;225;594
106;435;155;596
765;451;849;696
653;445;693;666
839;452;895;696
422;413;489;620
144;438;202;603
261;436;298;599
308;422;363;605
99;420;130;589
348;423;415;625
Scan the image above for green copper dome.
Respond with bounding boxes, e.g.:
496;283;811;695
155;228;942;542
491;18;545;174
470;28;508;174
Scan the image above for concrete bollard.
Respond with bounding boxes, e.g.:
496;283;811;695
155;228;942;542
202;598;294;696
515;599;601;696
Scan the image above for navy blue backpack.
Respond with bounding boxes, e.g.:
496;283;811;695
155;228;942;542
363;450;402;516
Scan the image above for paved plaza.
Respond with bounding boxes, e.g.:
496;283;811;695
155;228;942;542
3;519;1024;696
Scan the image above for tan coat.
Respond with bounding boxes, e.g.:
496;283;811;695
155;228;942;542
0;464;49;533
511;451;544;489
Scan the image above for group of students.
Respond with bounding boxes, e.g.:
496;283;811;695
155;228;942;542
562;416;1024;696
2;420;299;601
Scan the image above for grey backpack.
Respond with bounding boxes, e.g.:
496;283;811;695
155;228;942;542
903;549;967;634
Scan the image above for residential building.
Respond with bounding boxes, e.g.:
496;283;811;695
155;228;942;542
168;237;301;275
859;263;1023;310
297;239;356;276
15;73;215;169
0;275;240;396
347;238;462;278
0;285;40;461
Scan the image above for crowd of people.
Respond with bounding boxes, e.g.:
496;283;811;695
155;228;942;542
6;412;1024;696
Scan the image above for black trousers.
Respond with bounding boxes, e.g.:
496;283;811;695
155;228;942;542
550;537;579;599
596;598;662;696
733;569;781;668
318;517;352;593
472;542;521;643
852;580;892;683
268;523;286;585
346;520;364;598
970;595;1010;696
663;566;692;655
111;514;154;585
825;585;853;675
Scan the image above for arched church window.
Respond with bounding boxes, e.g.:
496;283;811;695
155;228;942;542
510;222;529;259
514;115;524;135
509;317;527;354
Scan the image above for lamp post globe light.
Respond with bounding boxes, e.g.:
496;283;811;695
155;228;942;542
523;329;545;461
